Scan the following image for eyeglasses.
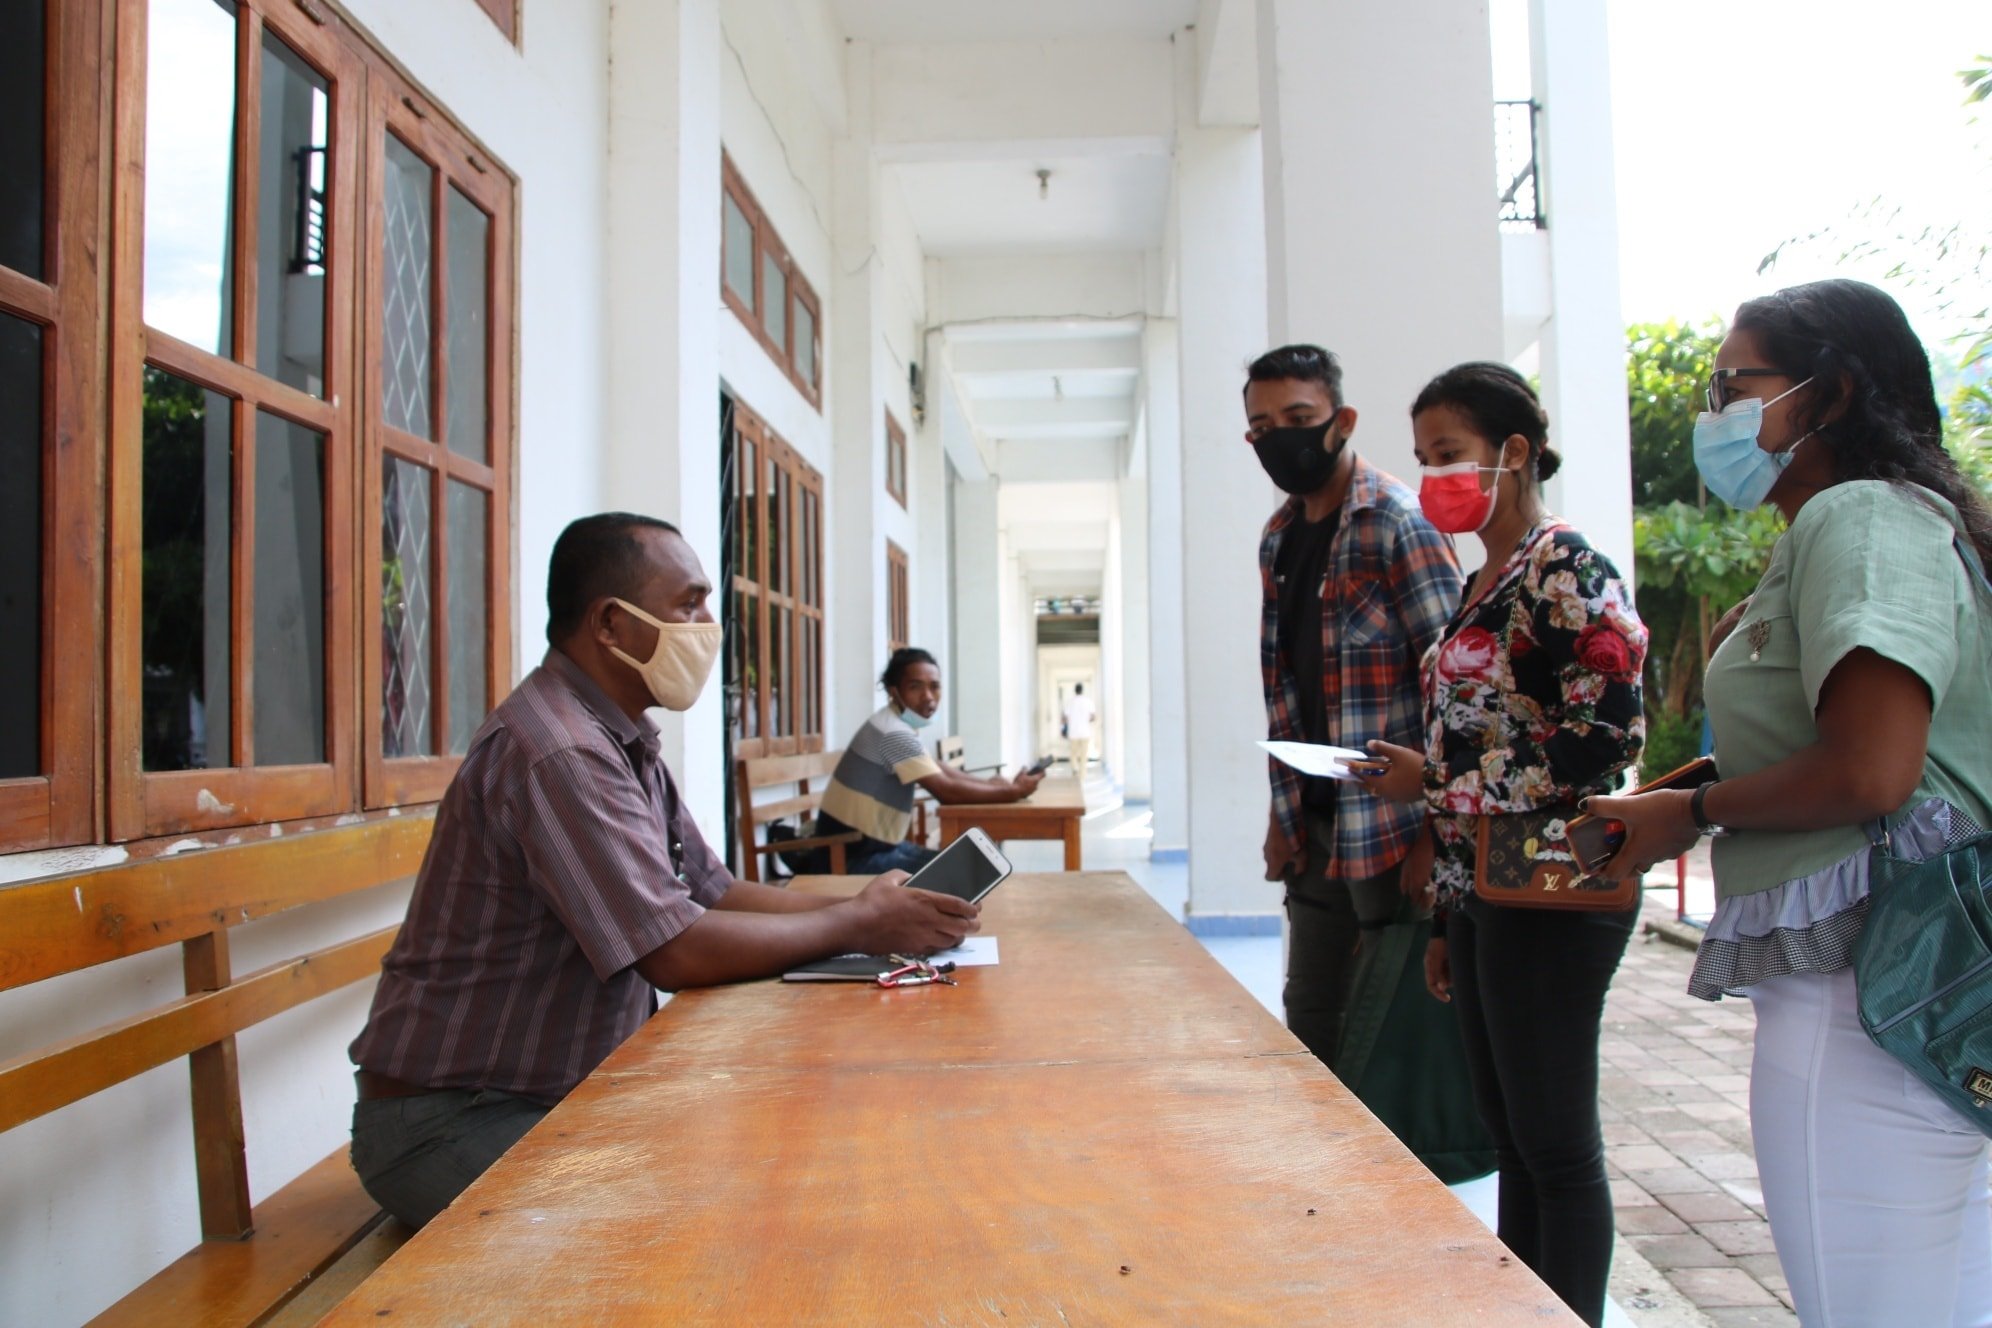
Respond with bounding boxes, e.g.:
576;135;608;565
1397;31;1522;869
1705;367;1789;414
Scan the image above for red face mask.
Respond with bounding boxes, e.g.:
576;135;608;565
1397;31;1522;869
1418;461;1505;534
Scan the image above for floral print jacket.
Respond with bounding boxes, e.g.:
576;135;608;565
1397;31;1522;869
1422;519;1648;906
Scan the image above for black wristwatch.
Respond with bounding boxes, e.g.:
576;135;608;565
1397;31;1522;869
1690;781;1729;838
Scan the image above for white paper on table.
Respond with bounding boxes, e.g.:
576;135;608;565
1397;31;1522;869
929;936;999;967
1257;740;1377;782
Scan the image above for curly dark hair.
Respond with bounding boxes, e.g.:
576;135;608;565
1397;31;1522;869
1409;360;1563;483
1733;278;1992;567
880;647;937;691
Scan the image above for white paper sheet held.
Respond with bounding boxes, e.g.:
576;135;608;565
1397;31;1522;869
929;936;999;967
1257;740;1377;781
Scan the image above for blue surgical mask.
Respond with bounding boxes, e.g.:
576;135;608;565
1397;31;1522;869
1692;378;1814;509
895;702;933;730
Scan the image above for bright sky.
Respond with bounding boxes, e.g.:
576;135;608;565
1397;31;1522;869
1603;0;1989;351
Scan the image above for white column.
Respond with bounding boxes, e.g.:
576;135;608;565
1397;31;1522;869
1174;38;1274;918
829;42;887;739
604;0;724;827
1143;318;1189;860
1114;468;1152;799
950;478;1003;764
1531;0;1633;574
1256;0;1503;482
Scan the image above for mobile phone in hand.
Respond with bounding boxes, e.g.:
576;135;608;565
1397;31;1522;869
1563;756;1717;874
1024;755;1055;777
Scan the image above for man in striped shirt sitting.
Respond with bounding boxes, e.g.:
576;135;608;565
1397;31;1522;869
348;514;976;1229
815;647;1044;876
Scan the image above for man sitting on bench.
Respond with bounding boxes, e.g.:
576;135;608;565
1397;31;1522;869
814;647;1044;876
348;514;977;1229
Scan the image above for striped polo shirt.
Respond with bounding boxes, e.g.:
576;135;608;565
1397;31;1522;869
349;649;731;1104
817;704;942;846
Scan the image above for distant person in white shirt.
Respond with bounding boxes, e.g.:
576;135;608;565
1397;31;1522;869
1062;685;1096;772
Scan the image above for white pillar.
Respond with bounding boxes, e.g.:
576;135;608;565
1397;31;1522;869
1115;467;1152;799
1174;39;1274;918
605;0;724;827
1531;0;1633;574
951;478;1003;764
829;42;887;739
1143;318;1189;861
1256;0;1503;482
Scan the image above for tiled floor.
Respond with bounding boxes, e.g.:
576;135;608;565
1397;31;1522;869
1012;781;1805;1326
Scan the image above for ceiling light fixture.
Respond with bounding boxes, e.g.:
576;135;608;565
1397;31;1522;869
1036;168;1051;201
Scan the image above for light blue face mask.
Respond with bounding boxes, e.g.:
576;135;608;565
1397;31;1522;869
1692;377;1814;509
895;701;934;730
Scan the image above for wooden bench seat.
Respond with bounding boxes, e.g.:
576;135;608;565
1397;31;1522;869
0;814;433;1326
733;750;859;882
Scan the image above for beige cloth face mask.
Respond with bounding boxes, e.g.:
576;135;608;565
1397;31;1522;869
608;598;723;711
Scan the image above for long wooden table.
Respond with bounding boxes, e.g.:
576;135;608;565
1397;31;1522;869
937;776;1088;870
320;872;1573;1325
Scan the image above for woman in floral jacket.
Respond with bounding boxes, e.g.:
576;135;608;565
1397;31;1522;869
1362;362;1647;1327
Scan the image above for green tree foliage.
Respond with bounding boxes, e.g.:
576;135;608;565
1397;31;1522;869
1626;319;1723;507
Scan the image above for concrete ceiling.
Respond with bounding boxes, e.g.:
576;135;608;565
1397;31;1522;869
998;481;1119;597
830;0;1198;43
886;152;1171;257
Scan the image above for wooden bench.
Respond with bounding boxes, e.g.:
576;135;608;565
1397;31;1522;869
733;750;860;882
0;814;434;1326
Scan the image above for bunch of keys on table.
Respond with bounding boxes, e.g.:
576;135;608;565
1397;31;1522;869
877;956;958;988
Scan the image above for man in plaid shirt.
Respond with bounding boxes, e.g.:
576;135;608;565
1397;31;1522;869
1247;345;1462;1072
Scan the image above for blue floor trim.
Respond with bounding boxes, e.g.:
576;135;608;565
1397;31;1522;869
1149;847;1188;863
1185;913;1282;938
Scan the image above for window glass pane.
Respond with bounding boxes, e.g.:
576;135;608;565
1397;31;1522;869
768;608;786;737
740;590;759;739
252;410;324;765
762;252;786;352
445;187;490;462
381;135;434;437
803;619;819;738
0;0;45;279
768;469;787;597
143;0;240;354
0;314;42;778
446;480;488;754
736;440;755;585
255;32;328;396
794;297;816;389
141;367;233;771
800;490;815;609
722;191;754;307
382;456;433;757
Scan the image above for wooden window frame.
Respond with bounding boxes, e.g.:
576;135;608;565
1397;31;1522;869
729;400;824;760
0;0;519;853
886;541;909;656
360;63;516;810
719;151;821;410
884;408;907;509
106;0;369;839
0;0;108;852
472;0;519;45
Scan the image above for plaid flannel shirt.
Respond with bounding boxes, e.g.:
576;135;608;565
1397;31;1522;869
1261;456;1463;881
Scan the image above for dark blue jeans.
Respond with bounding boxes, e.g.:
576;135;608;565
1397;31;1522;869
351;1087;549;1228
1446;894;1636;1327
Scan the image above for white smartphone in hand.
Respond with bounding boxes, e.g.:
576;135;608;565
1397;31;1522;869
903;827;1012;904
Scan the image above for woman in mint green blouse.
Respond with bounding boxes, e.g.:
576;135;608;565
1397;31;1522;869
1595;280;1992;1325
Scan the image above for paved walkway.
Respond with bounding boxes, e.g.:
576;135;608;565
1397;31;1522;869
1604;851;1796;1327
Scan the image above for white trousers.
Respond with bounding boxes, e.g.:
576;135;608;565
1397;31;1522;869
1749;968;1992;1326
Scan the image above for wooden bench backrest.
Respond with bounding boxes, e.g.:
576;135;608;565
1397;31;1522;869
937;735;966;769
0;814;434;1238
733;750;845;882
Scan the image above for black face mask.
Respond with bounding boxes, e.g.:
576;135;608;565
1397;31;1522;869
1252;420;1343;495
